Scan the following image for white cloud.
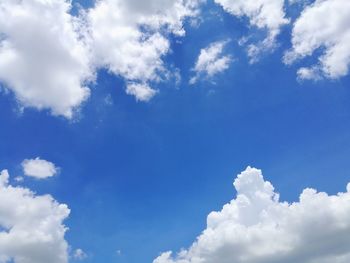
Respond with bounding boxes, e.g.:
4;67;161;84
88;0;201;100
284;0;350;80
154;166;350;263
0;0;201;118
0;169;70;263
73;249;87;261
190;40;232;84
126;83;158;102
214;0;289;62
0;0;93;118
297;67;322;81
22;157;58;179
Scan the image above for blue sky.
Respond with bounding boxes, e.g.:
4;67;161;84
1;0;350;263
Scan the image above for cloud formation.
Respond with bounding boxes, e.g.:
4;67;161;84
190;40;232;84
284;0;350;80
0;169;70;263
1;0;350;118
88;0;201;100
0;0;92;118
126;83;158;102
154;166;350;263
214;0;289;62
0;0;200;117
22;157;58;179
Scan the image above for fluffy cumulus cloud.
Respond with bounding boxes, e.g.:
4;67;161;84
21;157;58;179
0;169;70;263
284;0;350;80
0;0;92;118
154;166;350;263
190;40;232;84
214;0;289;62
0;0;201;117
88;0;201;101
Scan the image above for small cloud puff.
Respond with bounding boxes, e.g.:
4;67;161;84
190;40;232;84
73;248;87;261
126;83;158;102
22;157;59;179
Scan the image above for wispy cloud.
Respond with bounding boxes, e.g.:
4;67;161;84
190;40;232;84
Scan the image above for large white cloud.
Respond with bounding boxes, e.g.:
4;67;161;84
284;0;350;80
214;0;289;62
0;0;201;117
0;0;93;118
154;166;350;263
0;169;70;263
88;0;200;101
190;40;232;84
22;157;58;179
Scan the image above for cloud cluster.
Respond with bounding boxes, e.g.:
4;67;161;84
214;0;289;62
190;40;232;84
0;169;70;263
154;166;350;263
0;0;200;117
284;0;350;80
21;157;58;179
88;0;200;101
1;0;350;118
